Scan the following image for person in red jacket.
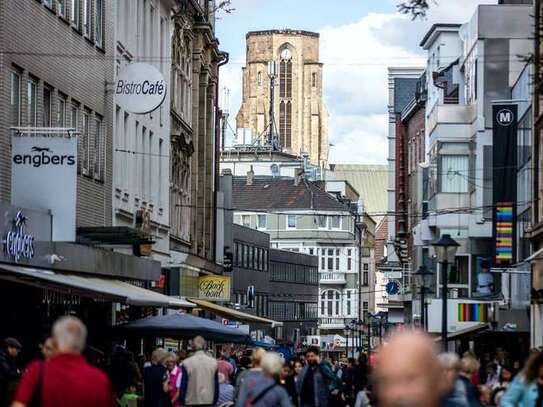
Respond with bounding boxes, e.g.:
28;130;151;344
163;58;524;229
11;316;115;407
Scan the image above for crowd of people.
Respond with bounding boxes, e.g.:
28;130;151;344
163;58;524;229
2;316;543;407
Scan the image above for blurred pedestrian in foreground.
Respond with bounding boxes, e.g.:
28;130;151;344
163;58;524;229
501;352;543;407
438;352;468;407
296;346;340;407
279;362;298;406
0;337;22;407
234;348;266;400
180;336;218;407
374;330;443;407
459;355;482;407
235;352;291;407
12;316;115;407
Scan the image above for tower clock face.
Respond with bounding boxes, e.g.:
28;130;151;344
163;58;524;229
280;48;292;60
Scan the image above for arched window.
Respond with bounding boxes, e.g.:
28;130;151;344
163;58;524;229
257;71;262;86
278;46;293;148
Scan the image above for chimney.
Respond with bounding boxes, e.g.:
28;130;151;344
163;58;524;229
246;166;254;186
294;168;304;186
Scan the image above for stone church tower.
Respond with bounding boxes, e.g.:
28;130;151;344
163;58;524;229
236;30;329;167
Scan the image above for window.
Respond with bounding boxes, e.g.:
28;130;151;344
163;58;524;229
257;71;262;86
279;101;292;148
312;72;317;87
287;214;297;229
95;0;103;46
57;0;65;17
321;248;341;272
81;110;90;174
347;249;352;271
70;103;79;130
329;215;341;229
363;301;369;321
327;249;333;271
57;96;66;127
27;79;37;126
346;291;352;315
363;269;369;286
440;155;469;193
279;49;292;98
71;0;80;28
9;71;20;126
158;139;163;206
316;215;327;229
83;0;91;36
321;290;341;317
257;214;267;230
242;215;251;228
94;117;103;179
42;86;52;127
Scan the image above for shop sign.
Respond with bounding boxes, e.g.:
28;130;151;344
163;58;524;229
11;133;77;241
198;275;231;301
116;63;167;114
3;211;34;262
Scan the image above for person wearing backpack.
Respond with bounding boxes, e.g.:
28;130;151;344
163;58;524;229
235;352;292;407
296;347;340;407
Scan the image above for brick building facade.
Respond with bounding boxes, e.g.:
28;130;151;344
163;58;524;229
1;0;113;227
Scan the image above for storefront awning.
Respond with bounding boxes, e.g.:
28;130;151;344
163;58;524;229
0;265;194;308
435;323;490;342
189;298;282;327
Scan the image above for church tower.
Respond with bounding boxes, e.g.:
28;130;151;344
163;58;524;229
236;29;329;167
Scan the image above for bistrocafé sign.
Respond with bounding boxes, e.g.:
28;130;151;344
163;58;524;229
116;63;167;114
198;275;231;302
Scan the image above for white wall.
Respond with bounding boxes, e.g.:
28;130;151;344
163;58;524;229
114;0;172;260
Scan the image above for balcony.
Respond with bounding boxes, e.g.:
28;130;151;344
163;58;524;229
319;272;347;284
318;317;345;329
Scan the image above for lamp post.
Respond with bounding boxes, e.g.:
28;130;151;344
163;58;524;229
432;234;460;350
413;265;433;331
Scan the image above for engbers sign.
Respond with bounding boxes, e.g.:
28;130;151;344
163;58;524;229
11;134;77;241
116;63;167;114
198;275;231;302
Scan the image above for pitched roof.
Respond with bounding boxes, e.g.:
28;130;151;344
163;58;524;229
329;165;388;222
232;177;349;212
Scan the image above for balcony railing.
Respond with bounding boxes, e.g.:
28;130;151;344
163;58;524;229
318;317;345;328
319;272;346;284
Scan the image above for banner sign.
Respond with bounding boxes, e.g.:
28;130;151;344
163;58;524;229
11;133;77;241
492;104;518;267
198;275;231;301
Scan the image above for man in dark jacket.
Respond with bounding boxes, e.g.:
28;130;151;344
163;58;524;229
296;347;340;407
0;337;22;407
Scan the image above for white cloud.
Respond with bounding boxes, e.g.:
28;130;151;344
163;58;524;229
328;114;389;164
320;0;498;164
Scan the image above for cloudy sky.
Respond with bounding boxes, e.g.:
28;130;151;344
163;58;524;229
216;0;497;164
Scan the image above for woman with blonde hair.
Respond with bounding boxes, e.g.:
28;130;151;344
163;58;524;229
235;352;292;407
234;348;266;400
143;348;170;407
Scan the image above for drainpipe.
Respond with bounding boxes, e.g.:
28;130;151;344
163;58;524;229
214;50;230;265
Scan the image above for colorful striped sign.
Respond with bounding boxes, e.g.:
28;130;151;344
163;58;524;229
495;203;514;264
458;303;489;322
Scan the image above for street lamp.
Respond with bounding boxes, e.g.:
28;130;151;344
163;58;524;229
432;234;460;349
345;320;357;358
413;265;433;331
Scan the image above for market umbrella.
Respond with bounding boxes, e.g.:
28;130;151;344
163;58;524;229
115;312;251;344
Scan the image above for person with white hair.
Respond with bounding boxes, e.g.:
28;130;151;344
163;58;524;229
438;352;469;407
11;315;115;407
179;336;219;406
235;352;292;407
